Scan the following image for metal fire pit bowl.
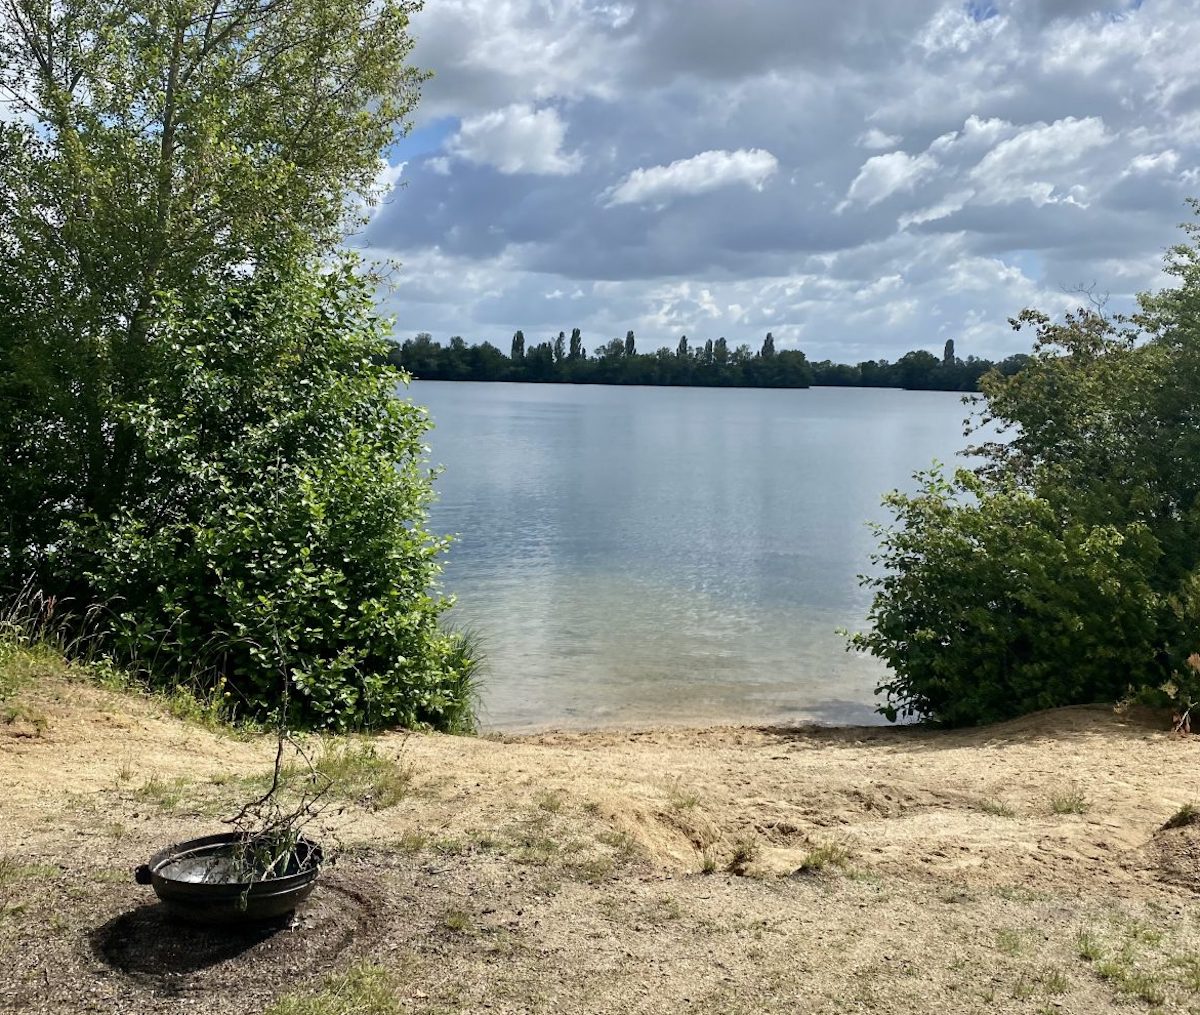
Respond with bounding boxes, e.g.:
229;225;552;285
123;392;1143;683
134;832;322;925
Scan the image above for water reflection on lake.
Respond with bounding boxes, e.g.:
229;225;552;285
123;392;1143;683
410;381;980;731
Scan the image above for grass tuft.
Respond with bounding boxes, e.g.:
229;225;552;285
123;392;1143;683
979;798;1016;817
796;841;851;875
1049;788;1090;815
726;838;760;876
265;961;400;1015
1162;802;1200;830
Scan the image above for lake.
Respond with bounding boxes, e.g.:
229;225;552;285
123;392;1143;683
410;381;980;731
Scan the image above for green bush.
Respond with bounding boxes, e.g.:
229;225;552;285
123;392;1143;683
60;264;473;730
852;469;1166;725
853;203;1200;726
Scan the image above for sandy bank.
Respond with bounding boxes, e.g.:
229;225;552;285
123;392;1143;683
3;673;1200;1013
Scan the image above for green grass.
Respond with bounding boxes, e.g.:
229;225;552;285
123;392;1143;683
243;740;412;812
443;909;472;934
265;961;401;1015
0;858;59;886
796;841;851;875
133;774;191;812
1076;929;1103;961
1049;788;1090;815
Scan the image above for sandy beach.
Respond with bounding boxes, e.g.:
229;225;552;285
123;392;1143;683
3;668;1200;1014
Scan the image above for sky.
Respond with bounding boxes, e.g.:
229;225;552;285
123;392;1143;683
355;0;1200;362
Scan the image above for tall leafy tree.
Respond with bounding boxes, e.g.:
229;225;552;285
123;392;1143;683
568;327;583;360
0;0;478;730
511;329;526;362
761;332;776;358
676;335;689;358
1;0;427;549
624;330;637;357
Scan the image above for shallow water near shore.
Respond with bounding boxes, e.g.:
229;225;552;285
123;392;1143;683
412;381;982;730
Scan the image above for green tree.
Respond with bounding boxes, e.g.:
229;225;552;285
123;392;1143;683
568;327;583;360
761;332;776;358
0;0;477;729
943;338;956;366
553;330;566;363
852;205;1200;725
624;330;637;357
677;334;689;358
510;329;526;362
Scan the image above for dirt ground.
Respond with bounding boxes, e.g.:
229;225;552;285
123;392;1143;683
4;670;1200;1014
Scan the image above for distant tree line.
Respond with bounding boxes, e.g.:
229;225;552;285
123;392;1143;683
387;332;1030;391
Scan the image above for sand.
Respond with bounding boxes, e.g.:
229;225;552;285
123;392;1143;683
3;670;1200;1013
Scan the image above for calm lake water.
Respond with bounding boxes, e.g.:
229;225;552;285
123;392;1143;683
410;381;979;731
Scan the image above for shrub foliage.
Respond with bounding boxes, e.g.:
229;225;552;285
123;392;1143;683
853;202;1200;726
0;0;478;730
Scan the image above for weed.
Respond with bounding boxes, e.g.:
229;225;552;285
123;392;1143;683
1036;967;1070;994
666;780;701;812
265;960;401;1015
392;830;429;853
311;741;410;810
1163;803;1200;830
440;625;484;735
571;855;616;883
1170;954;1200;992
244;740;411;812
116;758;135;783
726;838;760;876
1049;788;1090;815
1092;955;1167;1004
1;702;47;734
0;902;27;923
979;798;1015;817
1011;973;1037;1000
655;896;683;921
133;774;189;812
534;789;564;813
1076;929;1103;961
1122;970;1167;1006
796;841;851;875
511;829;561;866
700;850;717;874
443;909;472;934
995;929;1023;956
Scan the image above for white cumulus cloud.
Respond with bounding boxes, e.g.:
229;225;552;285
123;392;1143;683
448;104;581;175
839;150;939;210
969;115;1111;203
604;148;779;207
858;127;902;150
